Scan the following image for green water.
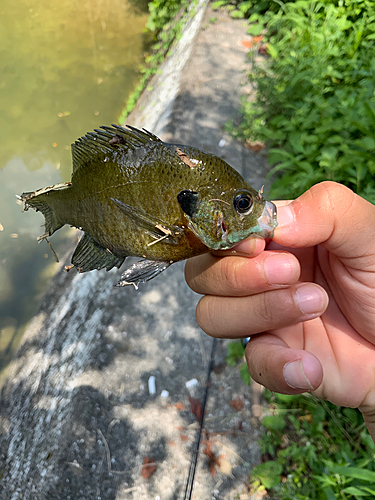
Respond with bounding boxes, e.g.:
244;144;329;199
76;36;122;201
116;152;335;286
0;0;149;372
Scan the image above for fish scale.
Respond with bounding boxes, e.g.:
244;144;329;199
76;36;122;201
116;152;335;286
20;125;278;287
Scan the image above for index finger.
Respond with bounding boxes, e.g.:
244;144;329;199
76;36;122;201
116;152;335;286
185;250;300;296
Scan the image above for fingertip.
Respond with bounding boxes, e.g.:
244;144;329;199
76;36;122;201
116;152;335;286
263;252;300;285
294;283;329;317
283;355;323;391
246;336;323;395
214;235;265;258
232;235;266;256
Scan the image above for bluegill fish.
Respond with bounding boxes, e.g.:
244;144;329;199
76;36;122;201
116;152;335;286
21;125;277;287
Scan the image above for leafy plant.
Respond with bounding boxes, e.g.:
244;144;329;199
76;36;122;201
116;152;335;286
250;391;375;499
212;0;282;33
225;339;245;366
119;0;195;121
230;0;375;203
225;340;250;385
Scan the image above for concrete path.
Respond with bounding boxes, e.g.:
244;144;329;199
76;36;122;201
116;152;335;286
0;2;270;499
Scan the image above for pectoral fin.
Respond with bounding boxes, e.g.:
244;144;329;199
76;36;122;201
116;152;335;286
111;198;184;245
71;233;125;272
116;259;172;288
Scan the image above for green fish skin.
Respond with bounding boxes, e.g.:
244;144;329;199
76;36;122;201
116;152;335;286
20;125;277;287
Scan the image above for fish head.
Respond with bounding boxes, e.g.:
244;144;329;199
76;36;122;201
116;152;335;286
177;185;277;250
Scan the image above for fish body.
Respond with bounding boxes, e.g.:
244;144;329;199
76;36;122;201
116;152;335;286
21;125;277;287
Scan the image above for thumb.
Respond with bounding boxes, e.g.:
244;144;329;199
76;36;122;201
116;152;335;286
245;333;323;394
273;181;375;261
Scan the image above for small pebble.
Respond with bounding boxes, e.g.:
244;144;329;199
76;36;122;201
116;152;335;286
185;378;198;390
148;375;156;396
160;390;169;399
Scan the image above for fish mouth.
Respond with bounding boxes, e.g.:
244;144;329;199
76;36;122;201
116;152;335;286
216;213;228;241
256;201;278;238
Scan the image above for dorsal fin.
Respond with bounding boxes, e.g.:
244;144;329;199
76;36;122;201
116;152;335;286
71;124;162;174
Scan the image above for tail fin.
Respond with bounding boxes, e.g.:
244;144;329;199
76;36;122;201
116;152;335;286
20;182;71;239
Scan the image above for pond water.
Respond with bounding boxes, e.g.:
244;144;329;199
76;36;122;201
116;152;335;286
0;0;149;373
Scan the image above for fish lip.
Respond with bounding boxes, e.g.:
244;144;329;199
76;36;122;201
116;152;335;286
256;201;278;238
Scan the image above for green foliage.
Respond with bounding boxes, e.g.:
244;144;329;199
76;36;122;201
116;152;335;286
225;341;250;384
225;340;245;366
230;0;375;203
212;0;279;34
119;0;195;121
239;361;251;385
212;0;276;18
251;460;283;489
250;391;375;499
146;0;187;31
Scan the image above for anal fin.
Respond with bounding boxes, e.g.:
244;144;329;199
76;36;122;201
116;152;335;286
115;259;172;288
71;233;125;272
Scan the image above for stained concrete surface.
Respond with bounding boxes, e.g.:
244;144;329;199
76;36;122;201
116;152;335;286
0;2;270;499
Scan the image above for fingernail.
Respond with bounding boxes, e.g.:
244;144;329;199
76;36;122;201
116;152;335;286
277;205;294;227
264;253;298;285
230;237;257;255
216;235;264;257
283;359;314;390
295;284;327;315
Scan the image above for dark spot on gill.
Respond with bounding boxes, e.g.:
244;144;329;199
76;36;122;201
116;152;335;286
177;190;199;218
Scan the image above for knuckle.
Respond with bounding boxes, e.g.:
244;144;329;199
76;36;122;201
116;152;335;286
310;181;354;214
256;292;275;326
219;257;244;294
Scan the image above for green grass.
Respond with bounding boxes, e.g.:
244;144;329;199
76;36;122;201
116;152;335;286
252;391;375;499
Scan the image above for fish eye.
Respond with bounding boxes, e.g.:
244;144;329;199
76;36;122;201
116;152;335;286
234;193;253;214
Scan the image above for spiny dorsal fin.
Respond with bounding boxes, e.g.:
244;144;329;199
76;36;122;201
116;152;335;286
71;124;162;174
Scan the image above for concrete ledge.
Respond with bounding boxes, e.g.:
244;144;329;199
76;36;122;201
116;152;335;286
127;0;209;136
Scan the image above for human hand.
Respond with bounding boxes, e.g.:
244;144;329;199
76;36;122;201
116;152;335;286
185;181;375;439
